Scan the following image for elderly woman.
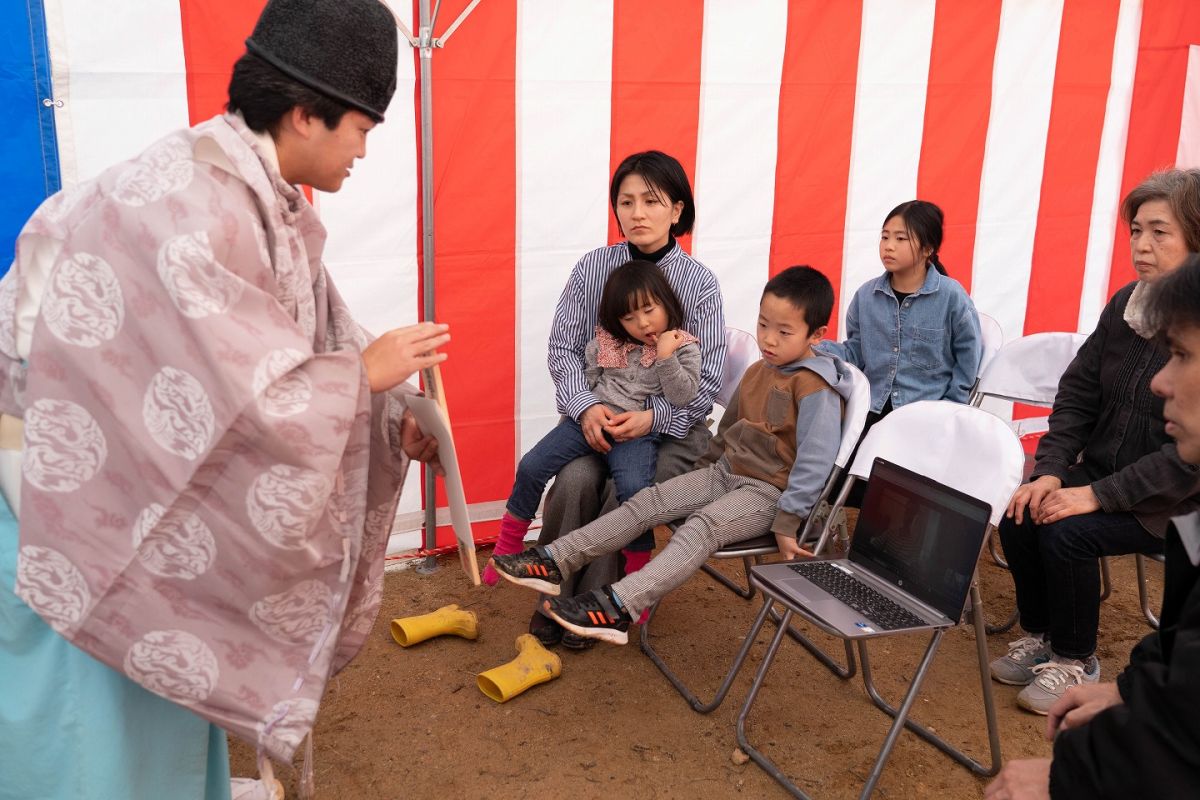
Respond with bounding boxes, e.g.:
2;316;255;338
484;151;725;648
990;168;1200;715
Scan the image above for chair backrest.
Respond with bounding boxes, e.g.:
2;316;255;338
976;312;1004;381
836;363;872;469
973;331;1087;407
847;400;1024;527
715;326;760;409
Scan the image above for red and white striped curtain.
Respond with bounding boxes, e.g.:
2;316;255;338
38;0;1200;546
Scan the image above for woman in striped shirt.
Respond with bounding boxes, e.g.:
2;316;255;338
509;151;726;649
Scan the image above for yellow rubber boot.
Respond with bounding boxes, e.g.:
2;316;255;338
390;604;479;647
476;634;562;702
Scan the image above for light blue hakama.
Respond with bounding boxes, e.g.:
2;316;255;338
0;495;231;800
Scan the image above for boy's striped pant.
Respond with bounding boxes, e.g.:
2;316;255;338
549;460;781;617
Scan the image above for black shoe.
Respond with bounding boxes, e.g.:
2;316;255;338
560;631;597;651
490;546;565;595
544;587;633;646
529;610;563;648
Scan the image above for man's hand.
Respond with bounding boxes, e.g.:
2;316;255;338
1006;475;1063;524
1046;681;1122;738
362;322;449;393
607;409;653;442
654;329;687;360
580;404;615;453
1035;485;1101;525
984;758;1051;800
400;409;444;475
774;533;810;560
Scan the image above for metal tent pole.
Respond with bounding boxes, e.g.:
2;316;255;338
388;0;481;573
417;0;439;573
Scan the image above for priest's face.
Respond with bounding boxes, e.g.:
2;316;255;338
298;109;375;192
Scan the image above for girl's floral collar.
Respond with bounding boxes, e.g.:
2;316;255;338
594;326;698;368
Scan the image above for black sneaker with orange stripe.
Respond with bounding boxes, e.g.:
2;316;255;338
490;546;564;595
544;587;632;646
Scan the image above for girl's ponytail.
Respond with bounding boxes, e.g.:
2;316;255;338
929;252;948;276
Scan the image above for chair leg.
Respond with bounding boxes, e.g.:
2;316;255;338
640;589;775;713
856;631;947;797
767;604;856;680
988;527;1008;569
696;561;748;597
857;588;1002;778
737;611;946;800
1099;556;1112;602
736;606;815;799
1136;555;1160;630
986;607;1019;636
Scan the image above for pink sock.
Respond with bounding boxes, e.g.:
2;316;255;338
482;513;532;586
621;549;653;624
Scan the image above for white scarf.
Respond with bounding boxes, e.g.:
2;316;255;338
1123;280;1154;339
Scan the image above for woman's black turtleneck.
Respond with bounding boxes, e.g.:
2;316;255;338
627;235;675;264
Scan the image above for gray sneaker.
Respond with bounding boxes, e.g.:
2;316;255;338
1016;656;1100;715
989;636;1051;685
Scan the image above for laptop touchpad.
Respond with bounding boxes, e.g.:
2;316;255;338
783;579;838;610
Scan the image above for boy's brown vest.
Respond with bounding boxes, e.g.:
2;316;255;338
704;361;841;491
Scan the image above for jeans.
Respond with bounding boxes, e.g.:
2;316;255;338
997;508;1164;660
507;418;660;538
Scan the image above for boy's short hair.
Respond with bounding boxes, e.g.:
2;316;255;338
227;53;350;135
1146;254;1200;339
762;266;834;331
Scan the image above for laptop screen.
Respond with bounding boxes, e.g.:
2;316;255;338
848;458;991;621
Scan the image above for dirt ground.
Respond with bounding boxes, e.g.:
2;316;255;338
230;528;1161;799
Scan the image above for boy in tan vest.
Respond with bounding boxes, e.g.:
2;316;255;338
491;266;853;644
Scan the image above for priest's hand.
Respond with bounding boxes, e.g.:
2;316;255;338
401;409;444;475
363;322;450;393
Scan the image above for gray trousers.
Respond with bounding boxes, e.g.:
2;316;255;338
550;461;781;617
534;423;710;619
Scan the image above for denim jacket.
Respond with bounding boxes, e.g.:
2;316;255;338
819;267;981;413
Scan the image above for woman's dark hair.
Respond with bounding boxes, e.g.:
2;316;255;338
227;53;350;135
597;260;686;344
609;151;696;237
762;265;834;332
1120;168;1200;253
1146;253;1200;340
884;200;947;276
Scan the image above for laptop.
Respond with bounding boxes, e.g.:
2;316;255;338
752;458;992;638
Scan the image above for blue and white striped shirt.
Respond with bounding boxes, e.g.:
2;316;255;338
547;242;726;438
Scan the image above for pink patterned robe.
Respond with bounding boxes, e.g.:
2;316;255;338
0;114;412;761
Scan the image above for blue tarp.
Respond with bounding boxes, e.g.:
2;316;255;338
0;1;60;276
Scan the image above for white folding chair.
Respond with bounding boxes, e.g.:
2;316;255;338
714;326;760;409
968;332;1112;632
968;312;1004;404
735;401;1024;798
641;362;873;712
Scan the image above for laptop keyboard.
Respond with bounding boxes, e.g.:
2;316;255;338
787;562;927;631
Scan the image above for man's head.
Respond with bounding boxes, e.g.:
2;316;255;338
757;266;833;366
1149;254;1200;464
227;0;398;191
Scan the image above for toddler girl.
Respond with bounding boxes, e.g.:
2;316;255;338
482;260;701;584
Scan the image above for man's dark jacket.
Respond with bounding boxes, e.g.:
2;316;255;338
1051;513;1200;797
